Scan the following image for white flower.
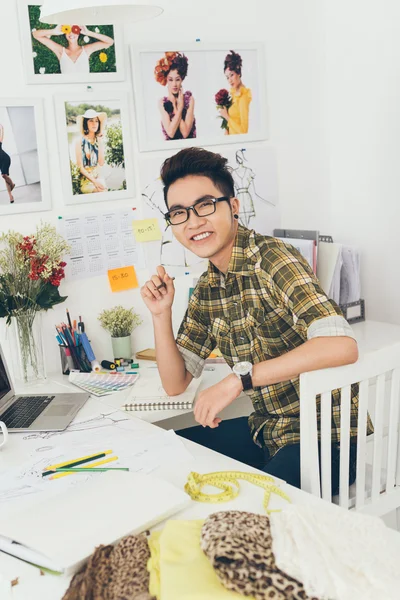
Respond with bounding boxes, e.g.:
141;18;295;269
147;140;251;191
32;52;37;58
32;28;36;32
95;27;99;33
84;35;89;43
39;67;46;74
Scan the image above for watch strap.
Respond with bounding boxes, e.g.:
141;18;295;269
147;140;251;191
240;372;253;391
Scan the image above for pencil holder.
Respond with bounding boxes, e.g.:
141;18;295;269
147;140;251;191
59;345;92;375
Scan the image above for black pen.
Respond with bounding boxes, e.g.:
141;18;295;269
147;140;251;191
156;277;175;290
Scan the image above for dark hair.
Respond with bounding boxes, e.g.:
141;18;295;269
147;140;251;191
83;117;100;136
161;148;235;207
224;50;242;75
169;53;188;80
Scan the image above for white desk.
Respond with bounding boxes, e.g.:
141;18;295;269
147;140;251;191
2;318;400;598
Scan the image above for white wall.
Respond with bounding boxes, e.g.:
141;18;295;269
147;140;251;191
0;0;329;374
324;0;400;324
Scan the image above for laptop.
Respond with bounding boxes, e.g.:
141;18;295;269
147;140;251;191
0;343;89;432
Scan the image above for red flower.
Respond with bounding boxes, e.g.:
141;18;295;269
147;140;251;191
215;89;231;107
71;25;81;34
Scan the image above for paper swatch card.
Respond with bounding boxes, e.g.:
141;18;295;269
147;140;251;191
69;372;139;397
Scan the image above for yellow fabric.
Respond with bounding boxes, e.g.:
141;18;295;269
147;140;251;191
227;86;252;134
148;520;255;600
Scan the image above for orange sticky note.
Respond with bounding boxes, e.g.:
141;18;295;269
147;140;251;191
108;266;139;292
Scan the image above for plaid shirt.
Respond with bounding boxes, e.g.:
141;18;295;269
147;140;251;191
176;225;369;457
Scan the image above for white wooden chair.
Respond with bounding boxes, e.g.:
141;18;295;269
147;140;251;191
300;342;400;520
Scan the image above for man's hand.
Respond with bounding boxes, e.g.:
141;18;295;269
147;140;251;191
140;265;175;317
193;374;243;428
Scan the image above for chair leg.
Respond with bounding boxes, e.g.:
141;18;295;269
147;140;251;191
396;507;400;532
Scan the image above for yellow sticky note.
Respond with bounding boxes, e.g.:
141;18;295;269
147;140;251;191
108;266;139;292
132;219;162;242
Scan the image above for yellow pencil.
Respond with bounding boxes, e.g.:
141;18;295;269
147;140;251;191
49;456;118;481
44;450;113;472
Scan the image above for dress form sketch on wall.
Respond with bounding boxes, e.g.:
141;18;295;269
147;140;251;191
231;149;275;228
142;177;202;268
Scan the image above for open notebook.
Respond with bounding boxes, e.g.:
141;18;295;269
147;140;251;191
122;373;202;411
0;471;190;575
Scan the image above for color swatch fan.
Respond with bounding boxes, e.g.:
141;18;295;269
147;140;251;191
69;372;139;396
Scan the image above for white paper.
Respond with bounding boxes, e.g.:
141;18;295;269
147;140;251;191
317;242;343;303
59;209;145;281
339;246;361;305
0;411;193;507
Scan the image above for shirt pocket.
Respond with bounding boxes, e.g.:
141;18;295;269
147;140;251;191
246;307;288;358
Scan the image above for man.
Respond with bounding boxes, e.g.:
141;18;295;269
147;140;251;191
140;147;363;490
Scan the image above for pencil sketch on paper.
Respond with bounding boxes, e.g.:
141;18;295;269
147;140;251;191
22;411;131;441
231;149;275;228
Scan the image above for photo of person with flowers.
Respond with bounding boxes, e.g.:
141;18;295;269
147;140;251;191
28;4;116;76
216;50;252;135
154;51;196;141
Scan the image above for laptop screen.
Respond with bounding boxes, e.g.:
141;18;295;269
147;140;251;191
0;350;11;404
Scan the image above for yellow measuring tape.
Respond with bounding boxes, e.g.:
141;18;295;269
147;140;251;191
185;471;291;514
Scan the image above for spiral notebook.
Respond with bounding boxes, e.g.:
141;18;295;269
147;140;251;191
122;373;202;411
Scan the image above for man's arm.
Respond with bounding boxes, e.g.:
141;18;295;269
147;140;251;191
140;266;192;395
252;336;358;387
153;311;193;395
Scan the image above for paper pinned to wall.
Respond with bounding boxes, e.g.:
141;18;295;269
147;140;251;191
108;265;139;292
132;218;162;242
59;209;145;281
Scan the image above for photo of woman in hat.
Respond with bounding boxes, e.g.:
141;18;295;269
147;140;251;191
31;24;114;75
75;109;108;194
154;51;196;141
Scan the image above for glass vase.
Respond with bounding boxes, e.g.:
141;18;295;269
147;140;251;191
10;313;46;384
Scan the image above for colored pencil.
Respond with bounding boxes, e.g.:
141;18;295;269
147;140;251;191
49;456;118;480
43;450;113;476
54;467;129;473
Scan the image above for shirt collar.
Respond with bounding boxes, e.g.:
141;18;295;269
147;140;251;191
207;225;256;287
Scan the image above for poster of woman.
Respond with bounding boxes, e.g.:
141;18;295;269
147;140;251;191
55;94;134;205
132;43;267;151
18;1;125;84
0;99;51;216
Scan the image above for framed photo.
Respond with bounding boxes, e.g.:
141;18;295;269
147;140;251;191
18;0;125;84
54;92;135;206
131;43;268;152
0;98;51;216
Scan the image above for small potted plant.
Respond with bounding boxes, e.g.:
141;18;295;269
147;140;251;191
98;305;142;360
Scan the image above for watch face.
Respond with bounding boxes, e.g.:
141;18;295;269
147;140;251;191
233;361;252;376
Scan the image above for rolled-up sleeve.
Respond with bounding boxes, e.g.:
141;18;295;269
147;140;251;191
267;243;355;342
176;289;216;378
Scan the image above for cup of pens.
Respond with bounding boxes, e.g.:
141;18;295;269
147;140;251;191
56;310;101;375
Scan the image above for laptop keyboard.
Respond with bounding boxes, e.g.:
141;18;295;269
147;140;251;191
1;395;55;429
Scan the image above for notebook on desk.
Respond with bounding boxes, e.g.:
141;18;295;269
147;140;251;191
122;373;202;411
0;471;190;575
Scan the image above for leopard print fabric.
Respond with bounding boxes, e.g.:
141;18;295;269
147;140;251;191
201;511;318;600
62;534;154;600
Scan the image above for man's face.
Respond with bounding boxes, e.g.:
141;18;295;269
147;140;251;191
166;175;239;260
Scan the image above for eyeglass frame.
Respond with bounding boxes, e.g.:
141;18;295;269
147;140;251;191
164;196;232;226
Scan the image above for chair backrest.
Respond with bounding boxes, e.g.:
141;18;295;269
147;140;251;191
300;341;400;516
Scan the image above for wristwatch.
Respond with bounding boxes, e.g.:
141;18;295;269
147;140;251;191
232;361;253;391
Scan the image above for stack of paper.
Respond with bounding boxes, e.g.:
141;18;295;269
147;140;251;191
0;471;190;574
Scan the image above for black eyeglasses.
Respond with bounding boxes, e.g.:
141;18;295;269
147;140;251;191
164;196;231;226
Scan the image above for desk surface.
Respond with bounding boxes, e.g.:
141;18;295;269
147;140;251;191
2;318;400;598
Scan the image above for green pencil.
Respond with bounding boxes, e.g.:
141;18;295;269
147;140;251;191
54;467;130;473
